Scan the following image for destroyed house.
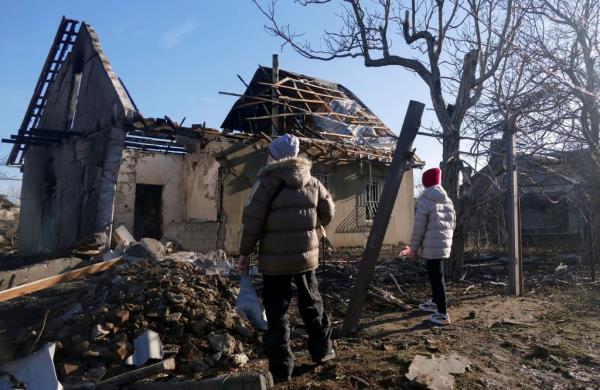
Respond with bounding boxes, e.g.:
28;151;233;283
5;18;422;256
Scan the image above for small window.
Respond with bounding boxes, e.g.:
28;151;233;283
364;177;385;222
313;173;330;192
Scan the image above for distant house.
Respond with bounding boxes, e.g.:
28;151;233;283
0;195;19;248
464;140;586;250
5;18;423;256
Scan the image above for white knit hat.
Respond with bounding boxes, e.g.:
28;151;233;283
268;134;300;160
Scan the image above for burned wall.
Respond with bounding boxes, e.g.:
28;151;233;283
113;149;220;251
18;24;135;255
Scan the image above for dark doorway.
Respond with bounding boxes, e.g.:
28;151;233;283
134;184;163;240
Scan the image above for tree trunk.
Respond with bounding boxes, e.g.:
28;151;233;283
590;184;600;281
442;128;464;281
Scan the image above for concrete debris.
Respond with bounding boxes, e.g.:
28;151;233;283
231;353;249;367
11;257;261;384
168;249;233;276
113;225;135;246
195;259;232;276
0;342;62;390
140;238;166;261
125;330;164;367
405;353;470;390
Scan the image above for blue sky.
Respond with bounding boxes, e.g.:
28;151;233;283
0;0;442;199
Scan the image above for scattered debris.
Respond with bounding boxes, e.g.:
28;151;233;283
139;238;166;261
0;343;62;390
113;225;135;246
97;358;176;389
368;286;411;310
405;353;470;390
10;257;261;384
125;371;274;390
125;330;164;367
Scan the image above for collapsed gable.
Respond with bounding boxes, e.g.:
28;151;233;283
6;18;137;166
11;18;138;255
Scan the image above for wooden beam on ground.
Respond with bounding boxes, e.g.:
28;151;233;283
0;257;123;302
341;100;425;336
96;358;176;389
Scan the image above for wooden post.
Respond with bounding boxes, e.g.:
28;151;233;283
271;54;280;136
507;127;523;295
341;100;425;335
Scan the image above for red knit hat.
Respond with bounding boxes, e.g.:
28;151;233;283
422;167;441;188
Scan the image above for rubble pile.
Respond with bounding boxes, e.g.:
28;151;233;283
20;257;261;385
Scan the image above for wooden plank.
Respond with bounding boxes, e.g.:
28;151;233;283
282;77;347;97
96;358;176;388
341;100;425;335
258;82;347;104
290;79;313;111
0;257;123;302
246;112;304;121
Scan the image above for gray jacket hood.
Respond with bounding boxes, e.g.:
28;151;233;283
421;185;449;203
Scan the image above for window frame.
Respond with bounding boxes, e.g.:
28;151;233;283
363;176;385;223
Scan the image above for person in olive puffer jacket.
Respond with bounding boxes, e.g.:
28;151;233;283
237;134;335;382
402;167;455;325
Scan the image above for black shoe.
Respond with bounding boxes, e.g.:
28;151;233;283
314;348;336;365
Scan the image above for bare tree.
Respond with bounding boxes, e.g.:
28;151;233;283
525;0;600;278
254;0;526;278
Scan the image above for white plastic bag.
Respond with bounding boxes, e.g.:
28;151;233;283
236;276;268;331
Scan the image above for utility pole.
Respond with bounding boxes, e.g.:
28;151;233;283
506;125;523;295
342;100;424;335
271;54;280;136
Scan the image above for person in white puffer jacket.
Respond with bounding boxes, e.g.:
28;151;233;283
402;167;455;325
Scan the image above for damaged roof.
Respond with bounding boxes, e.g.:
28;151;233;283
221;66;396;140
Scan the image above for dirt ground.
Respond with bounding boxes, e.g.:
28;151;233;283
246;253;600;389
1;252;598;389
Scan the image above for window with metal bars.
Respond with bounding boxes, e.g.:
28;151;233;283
364;176;385;222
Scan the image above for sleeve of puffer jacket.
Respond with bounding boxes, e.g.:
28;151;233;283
409;198;429;250
239;178;271;255
449;198;456;230
316;180;335;227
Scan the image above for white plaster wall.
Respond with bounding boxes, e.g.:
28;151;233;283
184;153;219;221
113;149;220;251
114;150;183;237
